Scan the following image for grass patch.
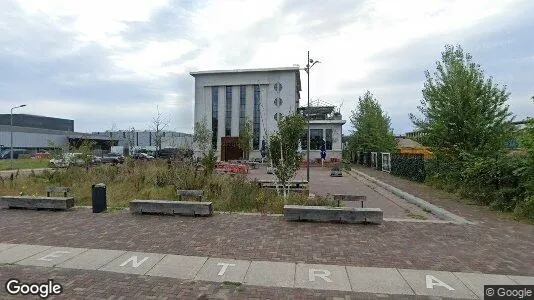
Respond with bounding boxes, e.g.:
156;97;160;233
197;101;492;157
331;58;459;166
406;212;428;220
0;159;336;213
0;159;50;171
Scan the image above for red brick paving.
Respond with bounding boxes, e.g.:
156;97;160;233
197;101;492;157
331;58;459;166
0;206;532;276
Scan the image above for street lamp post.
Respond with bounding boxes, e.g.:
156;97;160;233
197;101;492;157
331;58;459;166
304;51;320;182
10;104;26;170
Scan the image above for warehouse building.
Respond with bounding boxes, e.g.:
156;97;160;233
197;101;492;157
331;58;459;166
0;114;116;154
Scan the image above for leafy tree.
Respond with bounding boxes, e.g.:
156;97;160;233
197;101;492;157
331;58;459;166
409;44;514;158
349;90;396;152
268;113;306;197
238;117;253;160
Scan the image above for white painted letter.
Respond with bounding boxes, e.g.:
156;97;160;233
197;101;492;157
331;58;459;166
39;251;70;262
309;269;332;282
217;263;236;276
120;256;149;268
426;275;455;291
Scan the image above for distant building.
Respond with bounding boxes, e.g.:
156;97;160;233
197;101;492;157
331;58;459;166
92;130;193;150
0;114;115;153
298;106;346;159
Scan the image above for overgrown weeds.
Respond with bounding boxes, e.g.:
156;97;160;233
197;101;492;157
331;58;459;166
0;160;333;213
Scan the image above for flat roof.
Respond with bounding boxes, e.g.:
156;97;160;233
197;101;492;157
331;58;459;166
190;66;301;76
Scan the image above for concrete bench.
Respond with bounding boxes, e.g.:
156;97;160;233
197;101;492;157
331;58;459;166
0;196;74;210
176;190;203;202
284;205;382;224
130;200;213;216
332;194;367;208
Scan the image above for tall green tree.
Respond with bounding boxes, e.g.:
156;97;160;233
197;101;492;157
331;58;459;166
409;45;514;158
268;113;306;197
349;91;396;152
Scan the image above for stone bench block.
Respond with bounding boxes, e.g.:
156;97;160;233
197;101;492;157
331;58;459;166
130;200;213;217
0;196;74;210
284;205;383;224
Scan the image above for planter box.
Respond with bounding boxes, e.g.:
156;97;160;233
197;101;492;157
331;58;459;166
130;200;213;216
0;196;74;210
330;170;343;177
284;205;382;224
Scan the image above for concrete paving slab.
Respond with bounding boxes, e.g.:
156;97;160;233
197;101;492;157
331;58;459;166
454;272;517;299
295;263;351;291
244;261;295;288
17;246;87;267
147;255;207;280
0;243;17;253
399;269;477;299
56;249;125;270
0;244;51;264
194;258;250;283
99;251;165;275
346;267;414;295
508;275;534;285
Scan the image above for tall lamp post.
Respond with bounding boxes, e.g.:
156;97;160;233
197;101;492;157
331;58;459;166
10;104;26;170
304;51;320;182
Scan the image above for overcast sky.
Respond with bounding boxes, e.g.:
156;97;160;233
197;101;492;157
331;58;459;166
1;0;533;135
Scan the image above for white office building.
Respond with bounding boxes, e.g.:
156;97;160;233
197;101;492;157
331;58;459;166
190;66;345;161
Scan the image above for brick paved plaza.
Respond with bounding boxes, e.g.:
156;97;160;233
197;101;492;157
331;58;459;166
1;167;533;299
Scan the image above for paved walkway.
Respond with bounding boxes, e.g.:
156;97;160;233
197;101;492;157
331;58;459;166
247;167;437;219
1;242;533;299
1;207;532;276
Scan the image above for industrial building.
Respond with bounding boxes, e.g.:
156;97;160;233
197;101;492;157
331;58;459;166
0;114;115;154
91;130;193;150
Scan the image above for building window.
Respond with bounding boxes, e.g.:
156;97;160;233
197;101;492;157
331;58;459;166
274;82;283;92
253;86;260;150
274;97;282;106
239;85;246;133
211;86;218;149
225;86;232;136
274;113;283;122
325;129;333;150
310;129;323;150
123;132;126;138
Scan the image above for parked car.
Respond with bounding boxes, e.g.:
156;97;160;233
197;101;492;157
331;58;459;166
132;153;154;160
0;149;28;159
101;153;124;164
49;153;86;168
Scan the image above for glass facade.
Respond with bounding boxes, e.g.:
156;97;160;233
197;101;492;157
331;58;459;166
211;87;218;149
325;129;333;150
310;129;324;150
239;86;246;133
253;86;261;150
225;86;232;136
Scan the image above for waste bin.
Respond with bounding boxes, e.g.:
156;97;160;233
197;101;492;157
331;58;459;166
92;183;107;213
